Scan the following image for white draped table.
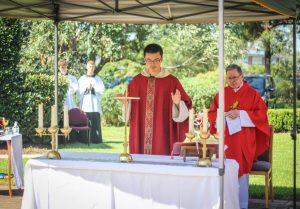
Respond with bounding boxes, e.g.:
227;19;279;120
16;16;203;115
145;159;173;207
0;133;23;192
21;152;239;209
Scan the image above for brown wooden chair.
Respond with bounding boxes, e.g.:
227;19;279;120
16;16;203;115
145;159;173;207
250;126;274;208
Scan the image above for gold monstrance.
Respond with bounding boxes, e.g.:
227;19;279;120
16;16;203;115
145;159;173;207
115;88;140;163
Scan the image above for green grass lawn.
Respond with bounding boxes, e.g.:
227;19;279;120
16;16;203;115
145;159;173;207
249;133;300;200
0;127;299;200
59;126;124;153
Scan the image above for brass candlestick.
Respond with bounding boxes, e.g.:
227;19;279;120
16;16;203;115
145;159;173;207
35;126;71;159
115;88;140;163
196;131;212;167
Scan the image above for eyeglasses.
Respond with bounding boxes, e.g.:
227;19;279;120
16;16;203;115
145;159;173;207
227;74;242;81
144;58;161;64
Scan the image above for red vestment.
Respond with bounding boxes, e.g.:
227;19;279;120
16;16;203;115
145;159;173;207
208;82;269;176
128;73;192;155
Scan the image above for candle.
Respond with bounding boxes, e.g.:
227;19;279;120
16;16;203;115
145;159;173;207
38;103;43;128
51;105;57;127
188;108;194;132
203;109;208;132
63;105;69;127
217;109;221;133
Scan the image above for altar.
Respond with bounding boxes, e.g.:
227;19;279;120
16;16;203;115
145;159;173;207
21;152;239;209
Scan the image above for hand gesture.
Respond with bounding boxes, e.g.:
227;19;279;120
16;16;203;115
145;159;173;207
226;109;240;119
171;89;181;106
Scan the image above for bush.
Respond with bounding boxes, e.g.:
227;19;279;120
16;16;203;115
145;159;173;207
101;84;125;126
275;79;293;104
19;74;67;143
268;108;300;132
181;71;218;112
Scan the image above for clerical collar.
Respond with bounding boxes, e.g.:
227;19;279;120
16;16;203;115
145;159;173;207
233;82;244;92
141;68;170;78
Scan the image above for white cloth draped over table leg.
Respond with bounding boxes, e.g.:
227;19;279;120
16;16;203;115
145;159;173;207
0;134;23;189
238;174;249;209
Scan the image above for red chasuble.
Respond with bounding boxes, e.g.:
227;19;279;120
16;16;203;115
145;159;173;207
128;73;192;155
208;81;270;176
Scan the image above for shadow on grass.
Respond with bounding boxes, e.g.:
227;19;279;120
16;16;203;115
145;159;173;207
249;184;300;200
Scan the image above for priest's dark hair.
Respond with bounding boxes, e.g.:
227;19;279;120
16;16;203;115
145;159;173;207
144;44;163;57
225;64;242;75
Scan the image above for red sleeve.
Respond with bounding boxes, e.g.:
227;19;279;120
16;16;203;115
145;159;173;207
245;91;270;158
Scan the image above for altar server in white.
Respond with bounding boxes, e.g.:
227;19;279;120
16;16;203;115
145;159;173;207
59;60;79;109
78;60;105;143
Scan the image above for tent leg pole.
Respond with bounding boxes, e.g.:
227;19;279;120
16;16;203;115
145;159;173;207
291;18;297;209
218;0;225;209
54;3;59;150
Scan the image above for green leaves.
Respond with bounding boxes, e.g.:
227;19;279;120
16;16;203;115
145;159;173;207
268;109;300;132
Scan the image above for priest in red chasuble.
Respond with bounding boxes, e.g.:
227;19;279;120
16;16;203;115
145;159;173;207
122;44;192;155
208;64;269;209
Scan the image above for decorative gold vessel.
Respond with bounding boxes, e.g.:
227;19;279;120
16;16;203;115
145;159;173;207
196;131;212;167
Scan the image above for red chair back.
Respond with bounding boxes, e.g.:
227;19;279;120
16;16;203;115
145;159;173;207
68;108;88;126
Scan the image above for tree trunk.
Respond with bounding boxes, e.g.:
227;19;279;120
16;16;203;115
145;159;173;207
264;44;271;75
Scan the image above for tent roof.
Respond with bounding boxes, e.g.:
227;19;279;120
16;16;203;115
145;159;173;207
0;0;296;24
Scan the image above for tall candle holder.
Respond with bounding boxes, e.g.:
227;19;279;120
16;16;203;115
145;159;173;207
115;88;140;163
35;126;72;159
196;131;212;167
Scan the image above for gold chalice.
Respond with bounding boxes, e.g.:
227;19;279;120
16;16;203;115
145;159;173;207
3;118;9;127
0;117;9;134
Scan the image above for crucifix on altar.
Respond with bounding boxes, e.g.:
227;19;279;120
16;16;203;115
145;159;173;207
115;88;140;162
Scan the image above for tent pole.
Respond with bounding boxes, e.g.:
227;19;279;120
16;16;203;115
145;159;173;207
218;0;225;209
54;3;59;150
291;18;297;209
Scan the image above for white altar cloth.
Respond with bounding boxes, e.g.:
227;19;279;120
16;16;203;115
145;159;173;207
21;152;239;209
0;133;23;188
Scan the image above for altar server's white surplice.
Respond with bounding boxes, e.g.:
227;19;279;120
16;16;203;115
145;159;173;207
78;75;105;113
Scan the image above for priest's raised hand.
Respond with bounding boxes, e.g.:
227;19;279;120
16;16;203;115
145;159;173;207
171;89;181;107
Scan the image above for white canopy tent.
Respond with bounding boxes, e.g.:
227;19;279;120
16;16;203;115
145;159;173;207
0;1;297;208
0;0;296;23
